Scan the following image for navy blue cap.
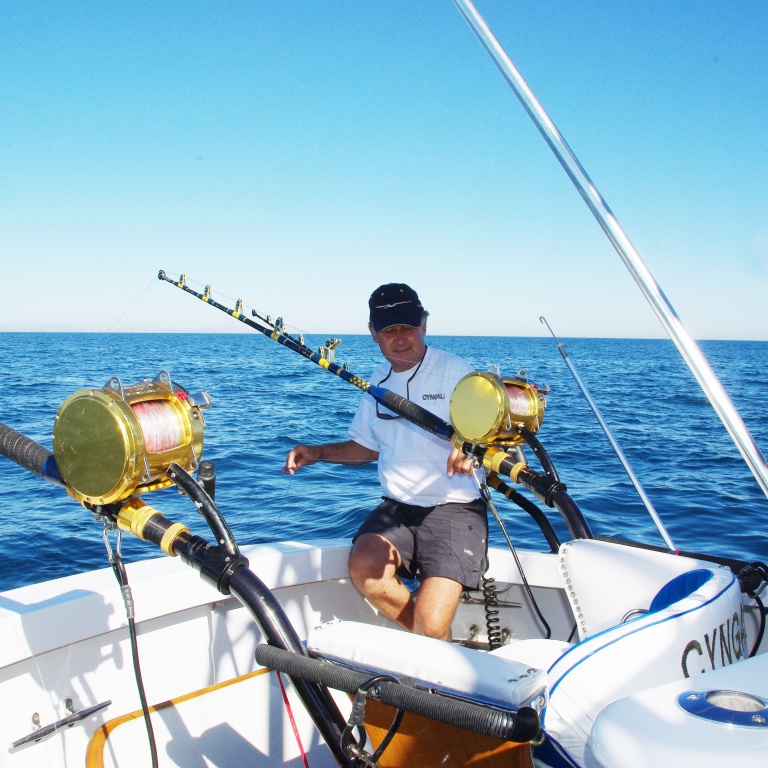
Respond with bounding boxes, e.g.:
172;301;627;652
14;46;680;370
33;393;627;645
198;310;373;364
368;283;424;332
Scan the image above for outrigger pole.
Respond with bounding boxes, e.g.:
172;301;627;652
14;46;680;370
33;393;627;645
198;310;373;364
541;317;677;552
453;0;768;501
158;271;593;540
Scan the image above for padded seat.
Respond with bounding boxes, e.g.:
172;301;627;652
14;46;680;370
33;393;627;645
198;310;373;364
307;619;547;711
557;539;720;640
543;557;742;768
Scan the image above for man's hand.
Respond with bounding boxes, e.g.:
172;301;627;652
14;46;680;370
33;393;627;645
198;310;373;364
446;446;476;477
282;444;321;475
283;440;379;475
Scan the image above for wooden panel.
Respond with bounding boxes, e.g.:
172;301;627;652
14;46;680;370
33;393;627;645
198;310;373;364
364;698;533;768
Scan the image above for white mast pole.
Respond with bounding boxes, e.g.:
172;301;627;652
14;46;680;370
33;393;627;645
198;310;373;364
453;0;768;500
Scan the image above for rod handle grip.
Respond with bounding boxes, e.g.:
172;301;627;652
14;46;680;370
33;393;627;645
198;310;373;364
0;421;64;486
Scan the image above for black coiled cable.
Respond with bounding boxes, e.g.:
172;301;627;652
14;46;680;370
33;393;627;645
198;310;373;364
482;575;503;650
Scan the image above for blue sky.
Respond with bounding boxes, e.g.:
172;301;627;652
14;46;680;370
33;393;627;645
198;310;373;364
1;1;766;339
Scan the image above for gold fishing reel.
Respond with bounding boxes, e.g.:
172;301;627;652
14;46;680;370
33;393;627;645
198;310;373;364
52;371;212;506
449;370;547;447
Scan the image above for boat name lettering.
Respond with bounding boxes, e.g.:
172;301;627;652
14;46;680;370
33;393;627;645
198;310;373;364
422;393;445;401
680;611;743;678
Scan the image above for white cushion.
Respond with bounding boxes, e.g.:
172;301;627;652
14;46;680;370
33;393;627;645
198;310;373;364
545;564;742;768
307;619;547;710
558;539;716;639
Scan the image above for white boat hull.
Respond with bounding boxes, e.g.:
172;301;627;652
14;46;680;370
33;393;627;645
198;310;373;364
2;538;767;767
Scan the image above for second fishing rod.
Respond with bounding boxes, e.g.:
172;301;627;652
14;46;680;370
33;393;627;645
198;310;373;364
158;270;453;441
158;270;592;539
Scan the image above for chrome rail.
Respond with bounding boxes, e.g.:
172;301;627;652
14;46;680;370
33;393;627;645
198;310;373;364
10;700;111;750
453;0;768;500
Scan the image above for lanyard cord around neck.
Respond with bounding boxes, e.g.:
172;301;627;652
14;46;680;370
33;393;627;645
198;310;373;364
377;347;427;389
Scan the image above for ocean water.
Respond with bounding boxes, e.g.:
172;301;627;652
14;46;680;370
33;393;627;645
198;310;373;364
1;332;767;592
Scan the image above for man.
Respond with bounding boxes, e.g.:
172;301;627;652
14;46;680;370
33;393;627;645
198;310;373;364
283;283;487;640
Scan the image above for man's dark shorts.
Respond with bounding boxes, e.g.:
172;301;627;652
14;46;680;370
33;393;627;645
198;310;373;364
354;497;488;590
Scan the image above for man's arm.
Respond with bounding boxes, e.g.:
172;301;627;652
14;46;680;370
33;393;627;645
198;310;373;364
282;440;379;475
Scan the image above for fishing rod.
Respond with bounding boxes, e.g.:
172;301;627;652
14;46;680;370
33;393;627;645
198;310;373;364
158;270;453;442
540;317;676;552
158;271;593;539
453;0;768;502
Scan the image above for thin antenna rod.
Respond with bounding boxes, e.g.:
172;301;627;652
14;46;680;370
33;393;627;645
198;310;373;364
541;317;676;551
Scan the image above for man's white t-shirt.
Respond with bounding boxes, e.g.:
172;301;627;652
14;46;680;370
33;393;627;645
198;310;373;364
349;346;479;506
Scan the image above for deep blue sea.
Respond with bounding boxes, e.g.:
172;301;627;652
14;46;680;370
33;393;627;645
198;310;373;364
1;332;767;592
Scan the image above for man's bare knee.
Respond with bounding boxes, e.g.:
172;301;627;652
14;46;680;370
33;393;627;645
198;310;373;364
349;533;400;589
